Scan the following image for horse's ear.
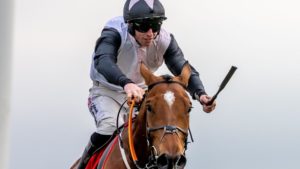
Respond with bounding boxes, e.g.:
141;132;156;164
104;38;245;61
140;62;160;85
175;62;192;87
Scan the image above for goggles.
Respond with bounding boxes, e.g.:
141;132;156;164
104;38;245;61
132;19;163;33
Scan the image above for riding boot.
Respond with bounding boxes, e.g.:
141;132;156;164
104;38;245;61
77;133;112;169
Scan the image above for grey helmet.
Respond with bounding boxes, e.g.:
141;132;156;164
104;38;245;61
123;0;167;22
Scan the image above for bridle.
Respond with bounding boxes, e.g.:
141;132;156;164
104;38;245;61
145;74;194;144
147;125;188;143
143;75;192;168
144;125;188;169
117;75;194;169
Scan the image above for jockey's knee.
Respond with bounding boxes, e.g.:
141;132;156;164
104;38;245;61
96;117;118;135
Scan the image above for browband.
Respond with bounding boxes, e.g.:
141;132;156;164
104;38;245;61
147;74;187;91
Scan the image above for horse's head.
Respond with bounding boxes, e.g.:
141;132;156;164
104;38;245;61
139;63;192;169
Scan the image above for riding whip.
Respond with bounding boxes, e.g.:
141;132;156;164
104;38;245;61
206;66;237;105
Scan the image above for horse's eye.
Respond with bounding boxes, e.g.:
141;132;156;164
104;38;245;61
147;105;152;112
187;107;193;113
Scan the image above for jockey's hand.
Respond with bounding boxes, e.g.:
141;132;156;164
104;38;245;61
199;95;216;113
124;83;145;103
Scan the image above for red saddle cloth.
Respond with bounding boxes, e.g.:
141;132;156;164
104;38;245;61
85;137;118;169
85;148;106;169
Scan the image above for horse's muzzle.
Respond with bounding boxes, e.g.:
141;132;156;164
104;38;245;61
156;154;186;169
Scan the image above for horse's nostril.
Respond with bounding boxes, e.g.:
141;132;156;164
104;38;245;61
157;154;186;169
176;155;187;168
157;154;168;167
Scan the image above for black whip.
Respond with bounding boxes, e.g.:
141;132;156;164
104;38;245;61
207;66;237;105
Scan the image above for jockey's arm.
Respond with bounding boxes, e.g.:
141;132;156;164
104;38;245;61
93;28;134;88
163;34;206;99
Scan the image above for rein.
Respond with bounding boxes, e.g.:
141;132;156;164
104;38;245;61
128;100;138;162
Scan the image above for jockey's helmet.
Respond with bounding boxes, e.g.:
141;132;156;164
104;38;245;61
123;0;167;23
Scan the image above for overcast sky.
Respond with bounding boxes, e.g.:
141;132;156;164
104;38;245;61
9;0;300;169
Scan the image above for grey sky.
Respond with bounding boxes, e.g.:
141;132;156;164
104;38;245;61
9;0;300;169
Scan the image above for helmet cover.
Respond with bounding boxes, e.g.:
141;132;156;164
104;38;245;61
123;0;167;22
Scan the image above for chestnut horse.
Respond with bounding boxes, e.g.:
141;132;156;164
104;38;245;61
72;63;192;169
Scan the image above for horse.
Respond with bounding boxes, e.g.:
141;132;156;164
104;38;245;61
71;62;193;169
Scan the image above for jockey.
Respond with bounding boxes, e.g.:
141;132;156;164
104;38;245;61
77;0;216;168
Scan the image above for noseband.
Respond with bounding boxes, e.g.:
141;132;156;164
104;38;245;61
147;125;188;142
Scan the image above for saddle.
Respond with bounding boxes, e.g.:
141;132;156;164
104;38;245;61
85;136;118;169
70;115;135;169
86;118;135;169
70;134;118;169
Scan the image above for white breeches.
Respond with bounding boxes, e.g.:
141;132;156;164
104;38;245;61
88;84;130;135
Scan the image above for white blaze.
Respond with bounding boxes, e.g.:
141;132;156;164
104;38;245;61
164;91;175;107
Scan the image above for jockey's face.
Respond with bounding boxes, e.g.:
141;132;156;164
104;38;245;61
132;18;162;47
134;28;158;47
